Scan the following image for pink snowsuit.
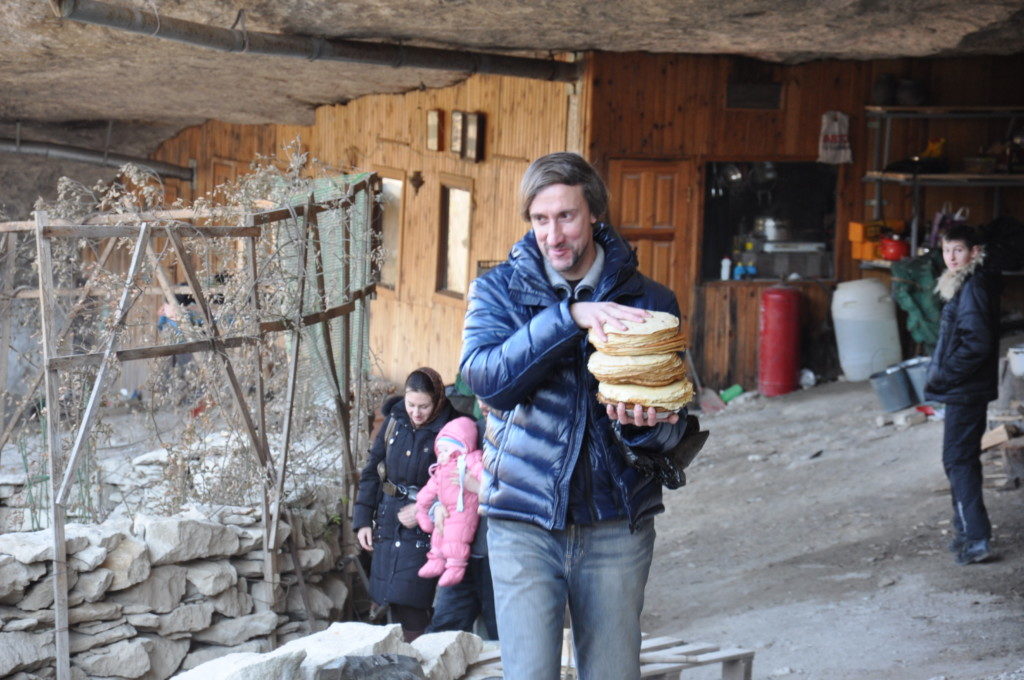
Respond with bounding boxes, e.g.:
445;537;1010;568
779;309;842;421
415;417;484;587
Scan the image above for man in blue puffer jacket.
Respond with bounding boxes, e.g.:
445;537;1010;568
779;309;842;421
460;152;692;680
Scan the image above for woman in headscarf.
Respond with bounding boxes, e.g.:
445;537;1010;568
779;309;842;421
352;367;460;640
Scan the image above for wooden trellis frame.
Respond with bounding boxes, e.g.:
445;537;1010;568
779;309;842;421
4;176;380;680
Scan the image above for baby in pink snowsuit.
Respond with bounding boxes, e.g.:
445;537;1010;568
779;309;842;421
415;416;484;587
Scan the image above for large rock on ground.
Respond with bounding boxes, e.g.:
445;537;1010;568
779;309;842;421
313;654;426;680
101;536;151;591
0;631;54;676
185;560;237;596
0;529;89;564
135;516;240;565
172;649;306;680
275;622;421;680
73;637;152;678
108;565;187;614
139;634;190;680
411;631;483;680
192;611;279;647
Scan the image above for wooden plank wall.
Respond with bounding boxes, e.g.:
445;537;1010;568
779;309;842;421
586;53;1024;389
152;76;573;386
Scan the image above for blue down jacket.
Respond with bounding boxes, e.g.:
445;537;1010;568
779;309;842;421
924;257;1001;405
460;224;690;530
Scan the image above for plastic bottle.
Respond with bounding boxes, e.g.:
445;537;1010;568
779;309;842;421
720;256;732;281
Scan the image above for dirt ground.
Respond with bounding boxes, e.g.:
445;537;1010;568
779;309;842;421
644;380;1024;680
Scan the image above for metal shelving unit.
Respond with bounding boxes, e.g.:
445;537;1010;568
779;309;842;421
865;106;1024;252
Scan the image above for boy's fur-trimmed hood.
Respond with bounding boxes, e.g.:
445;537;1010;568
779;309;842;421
935;249;984;302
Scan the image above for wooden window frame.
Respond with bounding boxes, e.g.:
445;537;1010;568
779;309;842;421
375;167;406;298
435;174;474;302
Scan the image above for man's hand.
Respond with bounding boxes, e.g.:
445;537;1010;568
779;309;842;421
452;470;482;495
606;402;679;427
356;526;374;552
570;302;649;343
397;503;418;528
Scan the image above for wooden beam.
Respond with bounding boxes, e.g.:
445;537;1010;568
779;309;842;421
57;223;152;505
34;211;71;680
43;225;259;239
257;285;375;333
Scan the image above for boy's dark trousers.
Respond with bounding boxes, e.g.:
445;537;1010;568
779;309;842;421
942;401;992;541
427;554;498;640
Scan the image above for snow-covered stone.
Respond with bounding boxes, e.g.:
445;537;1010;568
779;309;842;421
173;648;305;680
73;637;152;679
185;560;237;596
192;610;279;647
108;565;187;614
139;634;190;680
0;529;89;564
0;631;54;676
101;536;151;591
134;516;240;565
411;631;483;680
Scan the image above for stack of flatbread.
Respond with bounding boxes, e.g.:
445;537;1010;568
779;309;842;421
587;310;694;413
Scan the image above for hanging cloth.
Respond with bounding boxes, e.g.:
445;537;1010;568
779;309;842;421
818;111;852;164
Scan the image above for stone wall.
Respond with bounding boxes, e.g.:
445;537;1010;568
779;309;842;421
0;502;355;680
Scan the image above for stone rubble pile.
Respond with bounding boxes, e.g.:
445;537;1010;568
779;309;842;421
0;491;368;680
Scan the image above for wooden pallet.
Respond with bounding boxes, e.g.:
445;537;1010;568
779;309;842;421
983;436;1024;491
461;633;754;680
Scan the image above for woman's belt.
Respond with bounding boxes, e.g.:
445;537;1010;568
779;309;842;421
382;481;419;501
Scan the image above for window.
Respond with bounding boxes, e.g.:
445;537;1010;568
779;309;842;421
378;176;403;289
438;180;472;296
702;161;837;281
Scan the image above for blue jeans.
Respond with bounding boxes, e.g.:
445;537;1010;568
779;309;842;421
487;517;655;680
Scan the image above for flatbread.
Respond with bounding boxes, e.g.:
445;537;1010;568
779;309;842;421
597;378;694;411
588;351;686;386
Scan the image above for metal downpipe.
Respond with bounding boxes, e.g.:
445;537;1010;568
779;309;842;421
0;137;194;181
54;0;581;83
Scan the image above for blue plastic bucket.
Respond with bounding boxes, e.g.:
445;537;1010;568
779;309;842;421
869;365;915;412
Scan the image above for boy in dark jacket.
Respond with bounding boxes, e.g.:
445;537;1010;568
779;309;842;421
924;224;1001;565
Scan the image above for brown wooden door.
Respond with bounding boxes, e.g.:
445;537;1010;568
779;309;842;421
607;159;700;323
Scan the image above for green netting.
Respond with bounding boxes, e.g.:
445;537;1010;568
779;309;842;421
277;174;377;412
891;249;944;351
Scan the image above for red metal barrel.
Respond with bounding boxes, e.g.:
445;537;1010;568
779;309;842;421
758;286;801;397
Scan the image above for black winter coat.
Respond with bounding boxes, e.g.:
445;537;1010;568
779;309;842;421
352;396;460;609
924;260;1001;405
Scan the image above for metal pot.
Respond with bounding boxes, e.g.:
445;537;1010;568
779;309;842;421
755;216;791;241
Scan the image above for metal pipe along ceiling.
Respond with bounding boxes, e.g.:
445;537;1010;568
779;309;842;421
55;0;581;83
0;137;194;181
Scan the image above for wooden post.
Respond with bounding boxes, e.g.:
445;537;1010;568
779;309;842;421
0;233;17;457
34;210;71;680
56;223;151;506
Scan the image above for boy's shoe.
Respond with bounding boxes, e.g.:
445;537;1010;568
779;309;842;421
955;539;992;565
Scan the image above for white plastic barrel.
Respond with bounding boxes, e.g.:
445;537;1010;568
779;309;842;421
831;278;902;381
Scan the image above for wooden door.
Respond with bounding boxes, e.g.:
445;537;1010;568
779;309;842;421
607;159;700;323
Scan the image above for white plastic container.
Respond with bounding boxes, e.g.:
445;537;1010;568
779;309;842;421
831;278;902;381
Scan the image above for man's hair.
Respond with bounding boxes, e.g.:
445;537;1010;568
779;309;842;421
519;152;609;222
941;223;983;248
